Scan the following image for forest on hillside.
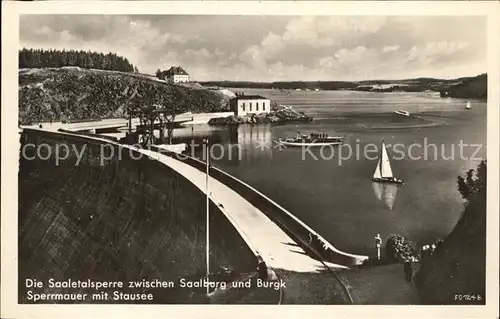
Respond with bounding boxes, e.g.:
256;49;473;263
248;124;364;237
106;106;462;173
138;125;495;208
19;48;137;73
439;73;487;99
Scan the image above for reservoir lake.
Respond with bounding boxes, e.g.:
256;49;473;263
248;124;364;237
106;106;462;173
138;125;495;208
174;89;487;256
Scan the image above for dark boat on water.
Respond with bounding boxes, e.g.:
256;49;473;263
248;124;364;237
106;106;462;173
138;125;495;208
279;132;344;147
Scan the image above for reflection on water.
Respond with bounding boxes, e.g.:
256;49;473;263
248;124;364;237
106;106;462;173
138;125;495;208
170;124;273;166
101;124;274;167
227;125;273;165
372;182;399;210
170;124;227;152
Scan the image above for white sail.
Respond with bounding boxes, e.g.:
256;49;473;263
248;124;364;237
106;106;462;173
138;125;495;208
380;142;393;178
466;101;471;109
373;159;382;179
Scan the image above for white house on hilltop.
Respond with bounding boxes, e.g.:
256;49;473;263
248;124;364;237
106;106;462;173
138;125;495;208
164;66;190;83
230;94;271;117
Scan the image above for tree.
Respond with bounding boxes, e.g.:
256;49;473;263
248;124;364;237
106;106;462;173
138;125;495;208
385;234;418;263
18;48;137;72
457;160;487;202
156;69;162;78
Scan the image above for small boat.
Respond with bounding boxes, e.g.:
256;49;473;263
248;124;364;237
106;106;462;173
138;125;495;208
394;110;410;117
372;140;404;185
154;143;187;154
466;101;471;110
279;132;344;147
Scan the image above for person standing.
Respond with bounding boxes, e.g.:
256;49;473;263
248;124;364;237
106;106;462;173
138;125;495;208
410;258;419;283
375;234;382;260
404;259;413;283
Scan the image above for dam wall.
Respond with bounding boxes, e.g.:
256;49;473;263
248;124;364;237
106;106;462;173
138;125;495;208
18;129;257;303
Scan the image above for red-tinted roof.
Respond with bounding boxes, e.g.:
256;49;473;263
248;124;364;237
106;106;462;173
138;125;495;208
231;95;269;101
166;66;189;76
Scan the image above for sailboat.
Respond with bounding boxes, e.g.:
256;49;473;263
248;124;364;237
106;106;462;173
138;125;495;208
372;140;404;185
466;101;471;110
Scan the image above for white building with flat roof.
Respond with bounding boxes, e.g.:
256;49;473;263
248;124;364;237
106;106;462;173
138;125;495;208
230;95;271;117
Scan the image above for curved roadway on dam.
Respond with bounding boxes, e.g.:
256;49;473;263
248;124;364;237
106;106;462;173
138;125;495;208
18;128;368;304
141;147;349;273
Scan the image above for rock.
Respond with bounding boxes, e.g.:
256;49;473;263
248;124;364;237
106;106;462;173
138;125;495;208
208;110;312;126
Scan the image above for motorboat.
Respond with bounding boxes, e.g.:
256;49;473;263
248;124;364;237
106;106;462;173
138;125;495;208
279;132;344;147
394;110;410;117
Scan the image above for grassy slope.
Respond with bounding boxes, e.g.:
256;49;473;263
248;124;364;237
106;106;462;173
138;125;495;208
18;67;229;124
336;264;420;304
414;185;486;304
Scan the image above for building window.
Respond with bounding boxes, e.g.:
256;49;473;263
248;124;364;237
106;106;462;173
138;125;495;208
256;102;259;111
242;103;245;112
250;103;252;112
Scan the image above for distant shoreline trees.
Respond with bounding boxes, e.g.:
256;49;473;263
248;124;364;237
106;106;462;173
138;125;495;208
457;160;487;204
19;48;137;73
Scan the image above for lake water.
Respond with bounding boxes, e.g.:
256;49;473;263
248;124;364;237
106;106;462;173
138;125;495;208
175;89;487;256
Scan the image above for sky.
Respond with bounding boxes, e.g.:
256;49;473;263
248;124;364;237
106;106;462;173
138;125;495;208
19;15;487;81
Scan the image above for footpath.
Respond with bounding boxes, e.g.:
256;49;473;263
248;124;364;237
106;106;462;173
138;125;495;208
336;263;420;304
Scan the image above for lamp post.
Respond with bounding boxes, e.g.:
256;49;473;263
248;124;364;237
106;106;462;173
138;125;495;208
203;138;210;295
375;234;382;260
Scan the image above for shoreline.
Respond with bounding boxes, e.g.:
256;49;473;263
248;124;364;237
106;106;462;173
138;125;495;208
206;110;457;130
22;105;481;132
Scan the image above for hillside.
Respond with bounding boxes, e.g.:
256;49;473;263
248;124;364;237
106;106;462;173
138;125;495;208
200;73;487;98
414;161;486;304
18;67;228;125
439;73;487;99
200;80;358;91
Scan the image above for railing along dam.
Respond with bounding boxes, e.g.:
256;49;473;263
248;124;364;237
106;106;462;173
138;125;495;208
150;145;368;268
